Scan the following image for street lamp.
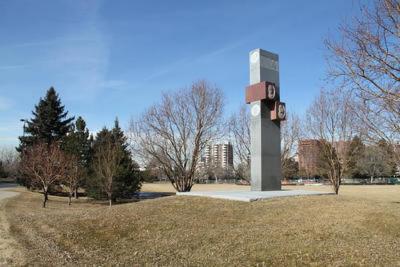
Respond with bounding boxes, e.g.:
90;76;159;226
20;119;27;137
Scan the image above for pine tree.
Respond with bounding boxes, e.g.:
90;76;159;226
357;145;392;182
111;118;142;199
18;87;74;151
377;139;397;176
86;119;141;202
345;136;365;178
62;116;92;197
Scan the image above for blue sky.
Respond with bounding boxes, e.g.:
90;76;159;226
0;0;370;147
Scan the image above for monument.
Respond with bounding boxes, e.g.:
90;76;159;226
245;48;286;191
176;49;332;201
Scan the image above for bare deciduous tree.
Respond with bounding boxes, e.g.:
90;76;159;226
0;147;19;178
325;0;400;161
281;113;302;180
130;80;224;192
228;106;250;182
229;106;301;181
200;163;234;183
305;88;356;194
93;139;122;206
20;143;69;208
64;155;80;206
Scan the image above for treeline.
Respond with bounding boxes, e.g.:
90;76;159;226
345;138;398;181
8;0;399;198
17;88;141;207
228;0;399;195
0;147;18;179
298;137;398;181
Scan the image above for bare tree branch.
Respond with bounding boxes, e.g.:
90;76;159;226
228;106;251;182
129;80;224;192
93;139;123;206
325;0;400;162
305;88;356;194
20;142;69;207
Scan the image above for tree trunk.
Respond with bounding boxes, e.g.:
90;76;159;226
43;190;48;208
68;191;72;206
370;176;374;184
109;198;112;207
334;184;339;195
74;187;78;199
182;183;193;192
330;172;340;195
175;178;193;192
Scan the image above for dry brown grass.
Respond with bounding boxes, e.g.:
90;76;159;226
0;194;25;266
4;184;400;266
141;182;250;193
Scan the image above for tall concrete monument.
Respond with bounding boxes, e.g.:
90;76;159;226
246;49;286;191
178;49;330;200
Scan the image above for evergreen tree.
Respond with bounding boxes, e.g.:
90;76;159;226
357;145;392;182
18;87;74;151
86;119;141;201
377;139;397;176
345;136;365;178
62;116;93;197
111;119;142;199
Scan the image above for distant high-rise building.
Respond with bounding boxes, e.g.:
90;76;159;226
333;140;350;159
298;139;321;177
201;143;233;169
298;139;350;177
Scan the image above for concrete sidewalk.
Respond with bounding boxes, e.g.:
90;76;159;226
0;191;19;201
0;183;23;266
177;190;333;202
0;184;19;201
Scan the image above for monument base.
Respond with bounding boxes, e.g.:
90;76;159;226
176;190;333;202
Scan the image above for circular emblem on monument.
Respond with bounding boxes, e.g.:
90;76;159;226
251;104;260;117
278;103;286;120
250;52;259;64
267;84;276;100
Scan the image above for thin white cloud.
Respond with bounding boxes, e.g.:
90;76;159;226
13;37;93;48
98;79;127;89
0;123;20;147
142;57;190;82
0;136;17;141
28;1;111;101
0;65;27;70
0;121;21;134
0;97;13;110
0;136;19;147
139;37;251;84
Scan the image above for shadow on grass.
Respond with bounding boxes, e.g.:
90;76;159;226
24;188;175;206
49;191;87;198
86;192;176;206
0;182;19;189
134;191;175;200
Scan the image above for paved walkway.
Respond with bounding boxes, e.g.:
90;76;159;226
0;190;19;201
0;183;24;266
0;183;20;202
177;190;333;202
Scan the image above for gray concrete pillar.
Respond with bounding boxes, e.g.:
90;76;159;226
248;49;282;191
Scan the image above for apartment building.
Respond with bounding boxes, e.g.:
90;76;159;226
201;143;233;169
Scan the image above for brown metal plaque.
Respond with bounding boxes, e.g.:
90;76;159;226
245;81;277;104
270;101;286;121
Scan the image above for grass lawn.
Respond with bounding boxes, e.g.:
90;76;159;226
4;184;400;266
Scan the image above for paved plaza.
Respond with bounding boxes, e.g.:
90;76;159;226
177;189;333;202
